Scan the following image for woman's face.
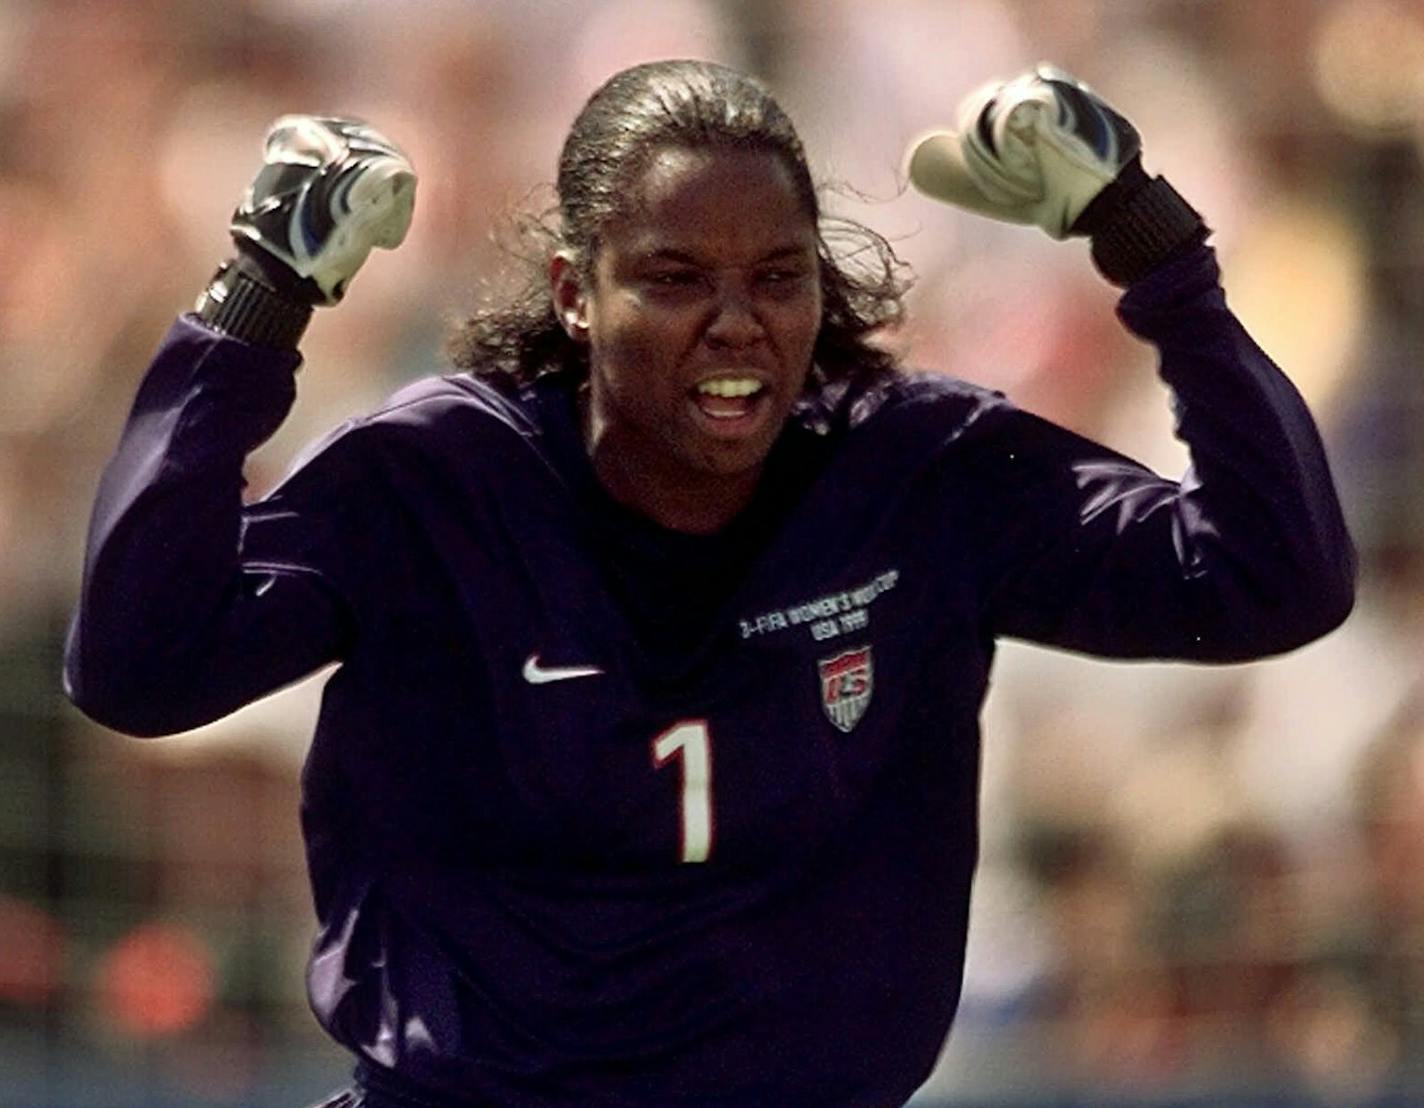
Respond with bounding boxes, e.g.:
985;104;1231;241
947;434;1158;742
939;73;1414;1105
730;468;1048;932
553;145;823;531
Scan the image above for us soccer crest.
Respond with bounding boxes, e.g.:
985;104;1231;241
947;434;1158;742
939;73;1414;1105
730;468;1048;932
818;646;873;733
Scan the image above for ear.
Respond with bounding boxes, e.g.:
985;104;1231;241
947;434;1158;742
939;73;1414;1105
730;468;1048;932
549;252;590;342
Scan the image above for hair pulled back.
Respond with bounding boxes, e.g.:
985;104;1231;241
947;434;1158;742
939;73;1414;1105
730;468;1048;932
448;59;907;388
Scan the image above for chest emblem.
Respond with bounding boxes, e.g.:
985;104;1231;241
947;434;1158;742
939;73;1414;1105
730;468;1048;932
818;646;873;733
522;653;604;684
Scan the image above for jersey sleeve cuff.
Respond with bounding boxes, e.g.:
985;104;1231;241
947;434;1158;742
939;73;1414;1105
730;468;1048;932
1114;242;1224;337
139;314;302;462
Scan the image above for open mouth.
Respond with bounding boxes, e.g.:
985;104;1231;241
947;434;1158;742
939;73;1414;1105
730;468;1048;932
690;376;768;423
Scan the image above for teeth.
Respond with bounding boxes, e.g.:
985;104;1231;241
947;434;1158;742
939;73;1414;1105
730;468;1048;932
696;377;762;398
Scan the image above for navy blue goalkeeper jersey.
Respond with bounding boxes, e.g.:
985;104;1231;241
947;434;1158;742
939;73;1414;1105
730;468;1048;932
65;246;1354;1107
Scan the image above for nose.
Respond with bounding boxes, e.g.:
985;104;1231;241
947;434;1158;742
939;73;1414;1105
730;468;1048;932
704;281;765;349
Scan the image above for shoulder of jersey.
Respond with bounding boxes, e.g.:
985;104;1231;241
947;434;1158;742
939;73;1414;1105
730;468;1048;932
336;374;539;447
280;374;543;481
886;368;1006;408
848;369;1012;441
362;373;536;433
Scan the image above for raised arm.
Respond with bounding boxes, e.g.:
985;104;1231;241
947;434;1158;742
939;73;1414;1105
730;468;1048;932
65;116;416;735
958;243;1353;660
909;65;1354;660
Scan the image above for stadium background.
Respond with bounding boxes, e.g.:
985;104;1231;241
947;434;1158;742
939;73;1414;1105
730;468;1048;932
2;0;1422;1104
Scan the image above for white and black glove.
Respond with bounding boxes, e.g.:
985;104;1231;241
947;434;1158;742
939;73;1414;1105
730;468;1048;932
196;115;416;347
907;64;1204;284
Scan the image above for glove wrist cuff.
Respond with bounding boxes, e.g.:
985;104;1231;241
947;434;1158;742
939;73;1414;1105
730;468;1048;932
1086;175;1206;287
195;261;313;349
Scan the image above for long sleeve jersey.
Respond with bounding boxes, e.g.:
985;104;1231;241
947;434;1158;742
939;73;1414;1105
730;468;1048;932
65;245;1354;1108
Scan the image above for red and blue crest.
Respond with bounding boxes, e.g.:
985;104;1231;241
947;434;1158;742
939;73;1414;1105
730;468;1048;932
818;646;873;732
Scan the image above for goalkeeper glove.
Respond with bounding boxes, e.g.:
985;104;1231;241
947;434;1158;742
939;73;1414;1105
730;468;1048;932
907;64;1204;284
197;115;416;347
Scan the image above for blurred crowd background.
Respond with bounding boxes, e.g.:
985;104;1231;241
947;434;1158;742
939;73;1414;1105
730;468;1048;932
2;0;1423;1104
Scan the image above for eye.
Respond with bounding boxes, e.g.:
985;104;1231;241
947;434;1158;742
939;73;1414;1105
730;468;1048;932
757;266;812;294
648;269;702;288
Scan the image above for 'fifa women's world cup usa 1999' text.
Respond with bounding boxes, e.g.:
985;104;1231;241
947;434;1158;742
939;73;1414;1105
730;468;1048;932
738;569;899;642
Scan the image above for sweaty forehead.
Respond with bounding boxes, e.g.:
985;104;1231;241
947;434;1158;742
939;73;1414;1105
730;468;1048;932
606;146;817;259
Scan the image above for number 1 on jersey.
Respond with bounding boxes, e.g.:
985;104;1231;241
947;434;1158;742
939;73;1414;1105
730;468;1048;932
652;721;713;863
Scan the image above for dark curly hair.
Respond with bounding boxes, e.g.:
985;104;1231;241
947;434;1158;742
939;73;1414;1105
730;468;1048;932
447;59;909;389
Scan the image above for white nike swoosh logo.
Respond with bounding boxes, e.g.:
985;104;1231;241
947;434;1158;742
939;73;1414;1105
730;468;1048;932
522;653;604;685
